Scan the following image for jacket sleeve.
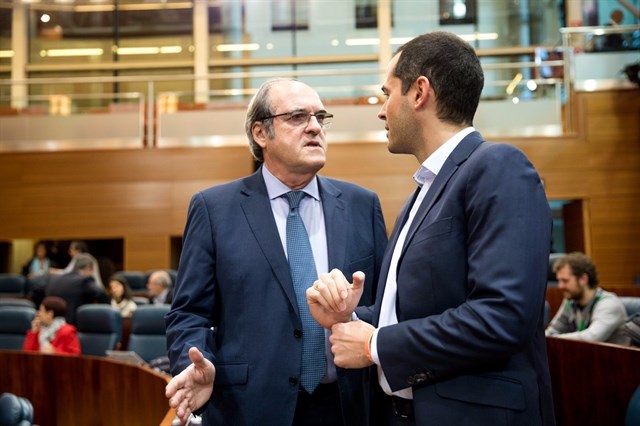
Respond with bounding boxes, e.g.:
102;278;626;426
22;330;40;352
377;143;553;390
165;192;218;376
52;325;82;355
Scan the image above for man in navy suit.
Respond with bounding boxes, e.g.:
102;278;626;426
308;32;556;425
165;78;388;425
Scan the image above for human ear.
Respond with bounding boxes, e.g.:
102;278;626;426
252;122;268;148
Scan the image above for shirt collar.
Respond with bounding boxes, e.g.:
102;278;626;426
413;127;475;187
262;165;320;201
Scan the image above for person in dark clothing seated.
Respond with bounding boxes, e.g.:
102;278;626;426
30;253;109;325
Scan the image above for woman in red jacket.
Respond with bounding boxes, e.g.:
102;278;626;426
23;296;81;355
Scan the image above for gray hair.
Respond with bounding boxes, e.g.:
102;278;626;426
151;270;172;289
244;78;297;163
73;253;96;272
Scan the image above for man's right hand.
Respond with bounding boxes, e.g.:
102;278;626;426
306;269;365;329
165;347;216;425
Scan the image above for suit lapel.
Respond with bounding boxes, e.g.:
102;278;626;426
240;169;300;314
318;177;347;272
402;133;484;253
372;133;485;324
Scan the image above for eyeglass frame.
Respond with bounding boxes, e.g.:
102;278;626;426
260;110;334;129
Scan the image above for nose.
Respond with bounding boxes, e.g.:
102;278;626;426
305;114;322;131
377;104;387;121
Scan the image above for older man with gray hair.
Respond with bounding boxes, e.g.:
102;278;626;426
147;270;173;305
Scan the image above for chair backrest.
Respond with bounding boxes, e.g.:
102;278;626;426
0;274;27;298
127;304;170;362
0;306;36;350
626;384;640;426
132;296;149;306
116;271;147;292
0;392;33;426
620;297;640;318
76;304;122;356
544;300;551;326
0;299;36;309
547;253;565;284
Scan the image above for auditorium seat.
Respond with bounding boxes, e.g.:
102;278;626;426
127;304;170;363
133;296;150;306
544;300;551;326
76;304;122;356
0;274;27;298
620;297;640;318
626;384;640;426
547;253;564;286
0;306;35;350
0;299;35;309
0;392;33;426
116;271;147;293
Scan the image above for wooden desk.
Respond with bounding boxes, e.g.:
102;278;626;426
546;337;640;426
0;350;175;426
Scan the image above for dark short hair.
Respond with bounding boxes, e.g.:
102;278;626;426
41;296;67;318
393;31;484;126
109;273;133;300
553;252;599;289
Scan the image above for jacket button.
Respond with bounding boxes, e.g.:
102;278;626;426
289;377;299;386
294;329;303;338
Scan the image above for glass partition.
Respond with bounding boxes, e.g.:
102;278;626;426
27;1;194;66
0;91;145;152
1;0;638;151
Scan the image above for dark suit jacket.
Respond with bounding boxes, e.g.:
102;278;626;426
31;272;109;325
148;288;173;305
166;168;388;425
357;132;556;426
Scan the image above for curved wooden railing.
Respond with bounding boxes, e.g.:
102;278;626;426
0;350;175;426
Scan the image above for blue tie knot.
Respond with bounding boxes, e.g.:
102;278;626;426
285;190;305;211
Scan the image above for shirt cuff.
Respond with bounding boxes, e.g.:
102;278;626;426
370;328;380;365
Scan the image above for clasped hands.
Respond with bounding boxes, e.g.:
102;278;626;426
306;269;375;369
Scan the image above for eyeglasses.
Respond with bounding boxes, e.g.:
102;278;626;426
261;110;333;129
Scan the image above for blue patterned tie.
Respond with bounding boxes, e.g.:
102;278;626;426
285;190;326;393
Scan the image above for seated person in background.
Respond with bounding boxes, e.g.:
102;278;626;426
546;252;630;345
108;273;137;318
23;296;81;355
31;253;109;326
49;240;104;288
146;270;173;305
23;241;53;279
